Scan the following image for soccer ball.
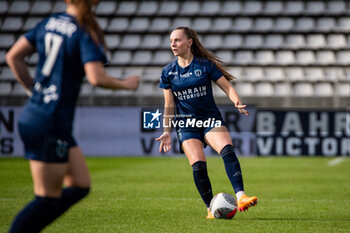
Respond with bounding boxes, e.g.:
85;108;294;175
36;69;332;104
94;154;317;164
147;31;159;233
210;193;237;219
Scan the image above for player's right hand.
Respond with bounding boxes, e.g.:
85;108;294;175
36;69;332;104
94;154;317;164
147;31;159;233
156;132;171;153
124;75;139;90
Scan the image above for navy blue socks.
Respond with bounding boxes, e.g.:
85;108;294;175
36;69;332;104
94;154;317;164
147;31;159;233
220;144;244;193
55;187;90;217
8;196;60;233
8;187;90;233
192;161;213;208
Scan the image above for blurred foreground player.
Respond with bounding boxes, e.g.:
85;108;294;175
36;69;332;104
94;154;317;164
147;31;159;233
156;27;257;219
6;0;139;232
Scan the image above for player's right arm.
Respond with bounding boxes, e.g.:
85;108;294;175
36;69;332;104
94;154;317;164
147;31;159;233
156;89;175;153
5;37;35;96
84;62;139;90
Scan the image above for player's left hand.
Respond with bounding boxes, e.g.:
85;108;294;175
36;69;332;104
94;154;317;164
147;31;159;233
124;75;140;90
235;101;249;116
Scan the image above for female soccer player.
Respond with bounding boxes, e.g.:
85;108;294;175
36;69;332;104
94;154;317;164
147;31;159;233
156;27;258;219
6;0;139;232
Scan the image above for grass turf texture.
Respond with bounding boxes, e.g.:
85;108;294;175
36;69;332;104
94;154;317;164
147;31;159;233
0;157;349;233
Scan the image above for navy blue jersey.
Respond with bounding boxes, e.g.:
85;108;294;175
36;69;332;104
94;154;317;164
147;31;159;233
20;12;106;134
159;57;223;119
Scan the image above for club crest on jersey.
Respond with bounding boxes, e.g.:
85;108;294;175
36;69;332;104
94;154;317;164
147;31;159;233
194;69;202;77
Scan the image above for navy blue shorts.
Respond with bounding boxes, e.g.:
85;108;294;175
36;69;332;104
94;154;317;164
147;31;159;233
176;118;226;153
18;122;77;163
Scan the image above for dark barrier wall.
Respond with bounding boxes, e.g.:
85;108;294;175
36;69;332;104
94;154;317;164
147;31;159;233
256;110;350;156
0;106;255;157
1;107;349;157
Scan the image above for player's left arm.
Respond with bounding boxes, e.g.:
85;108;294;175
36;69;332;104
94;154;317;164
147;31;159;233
6;37;35;96
216;76;249;116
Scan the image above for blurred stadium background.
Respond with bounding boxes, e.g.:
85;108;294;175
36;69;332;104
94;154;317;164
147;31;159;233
1;1;350;232
0;0;349;157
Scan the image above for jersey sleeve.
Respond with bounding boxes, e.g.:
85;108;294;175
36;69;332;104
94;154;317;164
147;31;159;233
207;61;223;82
159;69;171;89
80;31;107;65
24;22;40;48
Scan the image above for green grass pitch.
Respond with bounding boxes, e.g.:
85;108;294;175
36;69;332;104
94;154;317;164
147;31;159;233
1;156;349;233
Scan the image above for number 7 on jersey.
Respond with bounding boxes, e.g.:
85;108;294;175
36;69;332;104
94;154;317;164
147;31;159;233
42;32;63;76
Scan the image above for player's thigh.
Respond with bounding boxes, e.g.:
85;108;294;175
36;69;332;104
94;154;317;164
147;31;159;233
30;160;68;197
63;146;91;188
182;139;206;166
204;126;232;154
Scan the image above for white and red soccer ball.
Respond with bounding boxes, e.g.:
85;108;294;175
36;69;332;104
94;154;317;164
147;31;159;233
210;193;238;219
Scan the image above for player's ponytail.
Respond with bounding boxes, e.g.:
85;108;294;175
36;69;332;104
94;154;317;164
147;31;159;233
71;0;106;48
175;27;235;81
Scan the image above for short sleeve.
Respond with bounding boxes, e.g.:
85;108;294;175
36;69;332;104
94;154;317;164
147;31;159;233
159;69;171;89
24;22;40;47
80;31;107;65
207;61;223;82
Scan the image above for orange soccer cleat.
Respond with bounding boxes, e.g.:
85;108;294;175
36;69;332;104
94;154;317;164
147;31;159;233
237;194;258;212
206;210;215;219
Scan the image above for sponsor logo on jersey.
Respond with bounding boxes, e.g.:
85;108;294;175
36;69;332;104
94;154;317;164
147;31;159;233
168;71;178;75
34;83;59;104
173;85;207;100
180;72;192;78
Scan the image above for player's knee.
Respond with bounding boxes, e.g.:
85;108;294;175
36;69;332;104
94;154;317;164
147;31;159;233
76;179;91;189
220;144;236;159
65;175;91;188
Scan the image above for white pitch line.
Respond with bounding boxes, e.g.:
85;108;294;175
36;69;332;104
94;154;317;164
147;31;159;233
327;157;345;166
